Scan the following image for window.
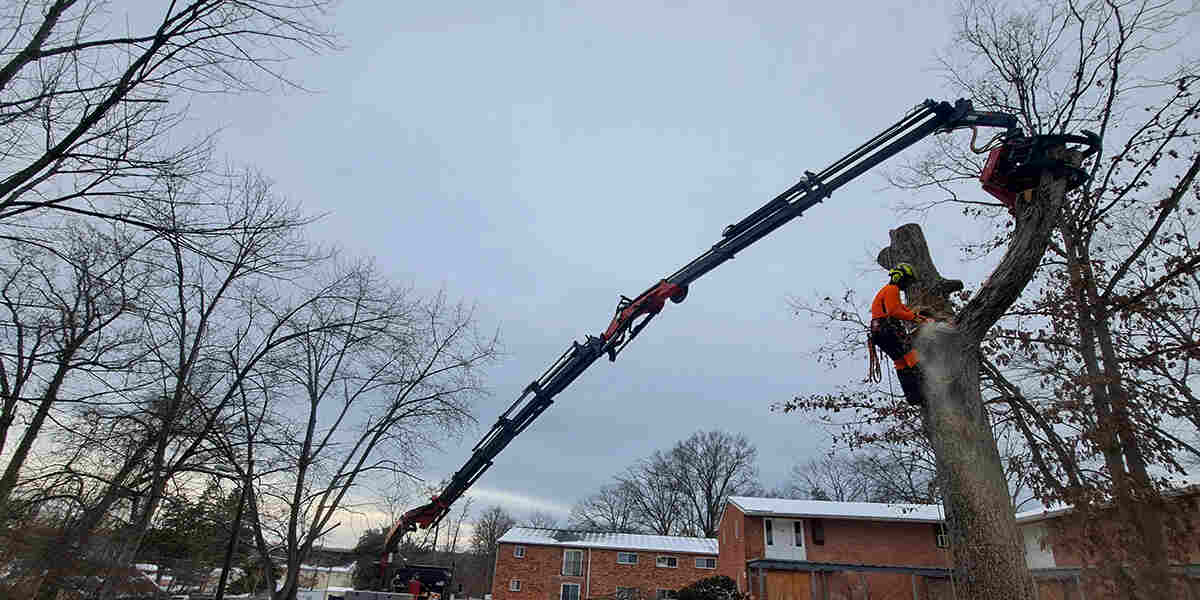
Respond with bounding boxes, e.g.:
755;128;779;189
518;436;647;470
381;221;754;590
935;524;950;548
811;519;825;546
561;584;581;600
617;552;638;565
656;590;678;600
695;557;717;569
509;580;522;592
514;545;526;558
793;521;804;547
615;586;639;600
764;519;774;546
563;550;584;576
735;520;740;539
655;556;678;568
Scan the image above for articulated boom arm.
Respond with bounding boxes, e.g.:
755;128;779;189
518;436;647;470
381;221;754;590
381;98;1027;562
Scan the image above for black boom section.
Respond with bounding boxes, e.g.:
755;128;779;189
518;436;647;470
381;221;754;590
435;337;606;515
665;99;1013;287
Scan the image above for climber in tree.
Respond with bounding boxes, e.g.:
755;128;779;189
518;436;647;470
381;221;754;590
870;263;930;405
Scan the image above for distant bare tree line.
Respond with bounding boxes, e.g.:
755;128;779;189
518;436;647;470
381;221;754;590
567;427;1039;542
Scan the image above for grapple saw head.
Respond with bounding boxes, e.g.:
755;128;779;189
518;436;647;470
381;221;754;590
980;131;1101;210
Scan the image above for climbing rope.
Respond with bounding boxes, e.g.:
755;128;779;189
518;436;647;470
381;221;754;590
867;333;882;384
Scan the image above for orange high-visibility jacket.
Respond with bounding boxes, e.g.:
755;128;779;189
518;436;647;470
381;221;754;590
870;283;917;321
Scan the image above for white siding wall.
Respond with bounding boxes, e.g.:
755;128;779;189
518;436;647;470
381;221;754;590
1021;523;1056;569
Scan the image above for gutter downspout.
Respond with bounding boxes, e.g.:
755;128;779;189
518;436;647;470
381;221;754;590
586;549;592;598
492;544;501;597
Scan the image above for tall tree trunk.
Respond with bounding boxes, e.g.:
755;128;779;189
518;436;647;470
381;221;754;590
877;146;1082;599
216;478;249;600
96;418;174;600
1070;237;1171;599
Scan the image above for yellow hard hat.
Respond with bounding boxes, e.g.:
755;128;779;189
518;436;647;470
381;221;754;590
889;262;916;284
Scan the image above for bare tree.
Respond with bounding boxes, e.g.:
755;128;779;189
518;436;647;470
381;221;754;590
892;1;1199;597
441;496;474;556
243;266;496;600
787;450;942;505
617;452;687;536
470;505;515;594
568;482;641;533
0;222;151;522
0;0;336;230
524;510;558;529
667;431;760;537
783;1;1200;596
788;455;873;502
13;171;411;600
883;207;1081;600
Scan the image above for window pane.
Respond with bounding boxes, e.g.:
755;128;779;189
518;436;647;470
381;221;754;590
563;550;584;576
794;521;804;547
562;585;580;600
765;519;774;545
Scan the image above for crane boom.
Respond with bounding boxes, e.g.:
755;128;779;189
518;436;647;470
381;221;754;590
378;98;1096;582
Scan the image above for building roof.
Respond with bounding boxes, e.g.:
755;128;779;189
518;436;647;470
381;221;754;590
727;496;945;523
297;562;355;573
498;527;718;555
1013;505;1073;524
1013;484;1200;524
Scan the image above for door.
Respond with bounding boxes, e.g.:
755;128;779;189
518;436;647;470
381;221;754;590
766;571;812;600
788;519;807;561
764;518;807;561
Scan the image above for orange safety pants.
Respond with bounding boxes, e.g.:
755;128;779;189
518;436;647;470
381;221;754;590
870;318;920;370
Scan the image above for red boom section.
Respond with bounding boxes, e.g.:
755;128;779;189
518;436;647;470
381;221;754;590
379;499;448;582
601;280;687;361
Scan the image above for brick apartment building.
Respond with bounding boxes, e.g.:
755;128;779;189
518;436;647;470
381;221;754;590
494;493;1200;600
719;496;952;599
1013;499;1200;599
493;528;718;600
723;495;1200;599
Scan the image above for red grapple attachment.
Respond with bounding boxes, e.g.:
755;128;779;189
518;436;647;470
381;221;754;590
979;131;1101;212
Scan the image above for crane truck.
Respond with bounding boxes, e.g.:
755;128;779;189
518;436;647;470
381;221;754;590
371;98;1099;594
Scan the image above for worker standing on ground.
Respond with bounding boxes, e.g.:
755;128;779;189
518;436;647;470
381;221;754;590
870;263;930;405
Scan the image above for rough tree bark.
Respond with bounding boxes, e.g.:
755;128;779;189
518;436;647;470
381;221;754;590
875;147;1081;599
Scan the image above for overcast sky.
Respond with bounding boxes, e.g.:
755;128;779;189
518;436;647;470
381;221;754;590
183;1;1016;546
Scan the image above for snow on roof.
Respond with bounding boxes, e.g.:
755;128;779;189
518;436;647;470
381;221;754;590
1014;483;1200;524
728;496;945;523
1014;505;1073;524
498;527;717;555
297;562;356;573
